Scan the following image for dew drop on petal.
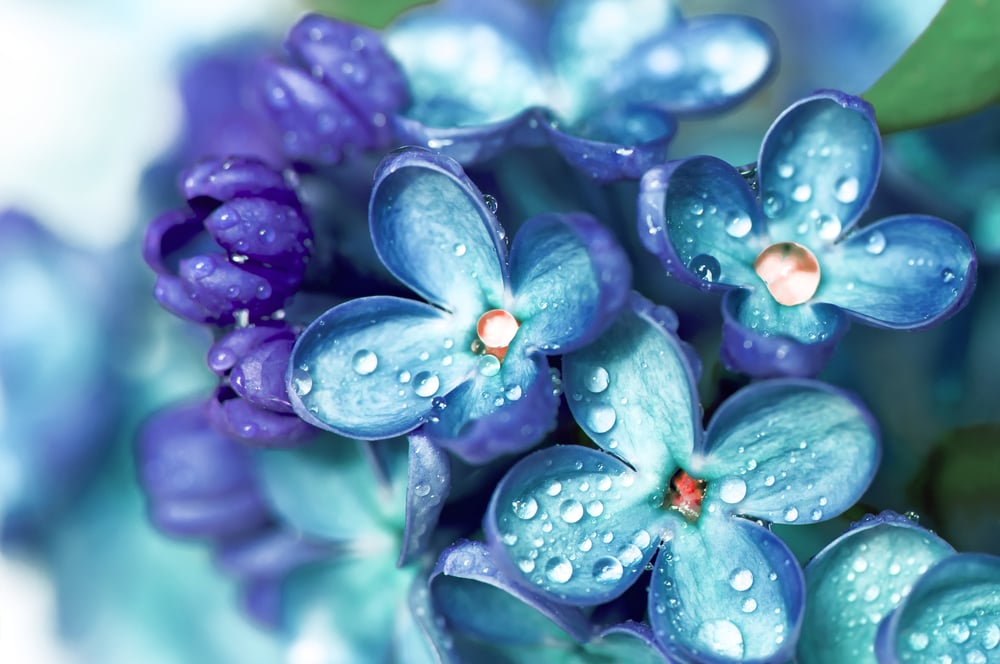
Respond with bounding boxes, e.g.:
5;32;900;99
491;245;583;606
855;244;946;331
816;214;842;241
586;500;604;517
586;366;610;393
946;621;970;644
586;405;617;434
718;477;747;504
690;201;705;216
618;544;643;566
783;507;799;522
413;483;431;497
560;499;584;524
726;213;753;238
690;254;721;283
908;631;929;651
412;371;440;397
942;268;956;283
835;176;860;204
791;184;812;202
592;556;624;583
513;497;538;520
546;481;562;497
866;231;887;255
763;192;783;218
483;194;498;214
352;349;378;375
545;556;573;584
764;475;776;487
479;354;501;377
518;558;535;573
729;568;754;591
453;243;467;257
291;368;313;396
697;620;745;658
597;476;612;491
742;598;758;613
777;163;795;178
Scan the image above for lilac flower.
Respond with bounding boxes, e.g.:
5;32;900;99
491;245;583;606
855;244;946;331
287;147;631;464
485;298;880;662
384;0;776;180
143;156;313;326
639;90;977;377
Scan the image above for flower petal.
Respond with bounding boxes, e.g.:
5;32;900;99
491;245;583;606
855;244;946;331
287;296;478;439
816;215;977;329
875;554;1000;663
214;528;336;580
720;289;848;378
485;445;668;606
694;380;880;524
757;92;881;244
208;389;317;447
398;434;452;566
180;156;297;209
799;512;955;664
370;148;509;314
639;157;766;292
393;107;549;165
230;337;295;413
430;539;592;646
203;197;311;271
397;576;460;664
650;512;803;663
563;302;699;474
587;622;673;663
511;212;631;354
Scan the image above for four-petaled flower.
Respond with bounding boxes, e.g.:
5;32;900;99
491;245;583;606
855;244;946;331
639;90;977;377
485;297;881;662
287;147;631;463
384;0;776;180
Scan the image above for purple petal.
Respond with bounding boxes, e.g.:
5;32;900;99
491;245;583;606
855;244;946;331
510;212;631;354
180;156;298;209
143;208;203;275
649;512;803;663
207;325;294;375
209;390;317;447
370;148;509;315
215;528;335;579
240;577;283;629
230;337;296;413
178;253;295;322
757;92;881;244
153;273;217;324
398;434;452;566
203;197;311;270
817;215;976;329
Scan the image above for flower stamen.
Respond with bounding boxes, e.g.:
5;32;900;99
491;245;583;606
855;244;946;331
666;469;707;522
476;309;519;362
753;242;821;306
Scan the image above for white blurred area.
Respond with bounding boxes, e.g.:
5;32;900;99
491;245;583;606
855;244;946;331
0;0;298;250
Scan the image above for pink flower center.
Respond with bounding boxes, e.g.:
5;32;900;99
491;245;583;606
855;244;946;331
666;469;707;522
476;309;519;362
753;242;821;306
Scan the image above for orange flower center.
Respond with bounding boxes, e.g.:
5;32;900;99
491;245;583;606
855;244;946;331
475;309;519;362
753;242;821;306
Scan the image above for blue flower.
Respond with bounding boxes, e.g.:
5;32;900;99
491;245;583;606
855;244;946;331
384;0;776;180
485;297;881;662
639;90;977;377
287;147;631;463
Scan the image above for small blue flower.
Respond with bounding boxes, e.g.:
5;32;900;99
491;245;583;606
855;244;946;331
385;0;776;180
639;90;977;377
799;511;956;664
485;297;881;662
287;147;631;463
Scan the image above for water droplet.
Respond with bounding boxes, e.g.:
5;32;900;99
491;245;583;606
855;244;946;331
718;477;747;504
412;371;439;397
835;176;860;203
947;621;971;644
397;371;411;383
777;163;795;178
593;556;624;583
791;183;812;202
586;500;604;517
479;354;501;377
545;556;573;584
863;585;880;602
853;558;869;573
546;481;562;497
764;475;775;487
908;631;929;651
501;532;518;546
560;499;584;523
690;254;721;283
453;243;467;257
633;530;651;548
586;366;610;393
817;214;842;240
597;476;612;491
513;497;538;520
783;507;799;522
967;650;987;664
690;201;705;216
726;213;753;238
413;483;431;497
505;385;523;401
763;192;784;218
618;544;643;566
866;231;887;255
291;368;313;396
352;349;378;375
587;405;617;434
483;195;498;214
697;619;745;658
942;268;956;283
518;558;535;573
729;568;754;591
579;538;593;552
810;509;823;521
742;598;758;613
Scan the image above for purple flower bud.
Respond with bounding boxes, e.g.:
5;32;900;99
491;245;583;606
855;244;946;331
230;337;296;413
209;387;317;447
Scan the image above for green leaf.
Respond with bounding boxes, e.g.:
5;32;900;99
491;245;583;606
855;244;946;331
864;0;1000;133
303;0;434;27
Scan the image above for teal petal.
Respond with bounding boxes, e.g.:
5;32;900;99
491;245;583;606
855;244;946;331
584;623;671;663
396;577;459;664
510;212;631;354
757;93;881;245
370;148;508;315
816;215;977;329
254;438;403;541
799;512;955;664
695;380;880;525
288;296;478;439
485;445;669;605
649;512;803;663
726;287;847;346
876;554;1000;663
398;434;452;566
563;303;698;474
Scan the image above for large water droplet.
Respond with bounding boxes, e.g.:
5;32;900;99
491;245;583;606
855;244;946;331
908;631;929;651
586;366;610;393
866;231;886;255
513;497;538;520
518;558;535;573
718;477;747;504
791;183;812;202
546;481;562;497
593;556;624;583
291;368;313;396
983;624;999;649
726;213;753;239
783;506;799;522
946;621;971;644
560;499;584;523
835;176;860;204
586;500;604;517
479;354;501;377
618;544;643;566
690;254;721;283
729;568;754;591
817;214;842;241
586;405;617;434
742;598;758;613
413;371;440;397
545;556;573;584
352;349;378;375
632;530;652;549
697;619;745;658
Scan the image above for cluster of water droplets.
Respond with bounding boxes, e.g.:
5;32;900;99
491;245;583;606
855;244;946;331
901;615;999;663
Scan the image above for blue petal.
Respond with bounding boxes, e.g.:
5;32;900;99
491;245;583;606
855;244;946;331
397;576;460;664
485;445;669;606
694;380;880;524
548;0;680;117
757;92;881;244
563;303;699;474
511;212;631;354
423;345;558;464
214;529;336;580
799;512;955;664
288;296;478;439
393;107;549;165
370;149;509;314
398;434;452;566
254;438;401;541
586;622;673;663
603;15;776;115
640;158;765;292
720;289;848;378
816;215;977;329
430;540;592;646
649;512;803;663
875;554;1000;663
